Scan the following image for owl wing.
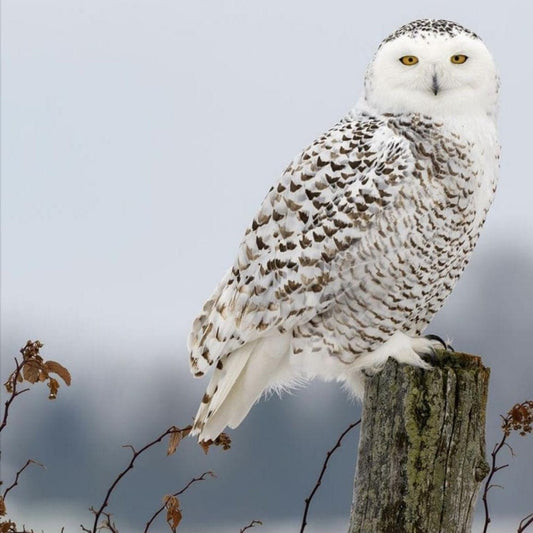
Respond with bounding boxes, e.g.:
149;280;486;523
188;117;416;376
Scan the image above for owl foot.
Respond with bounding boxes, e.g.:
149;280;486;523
355;331;435;375
348;332;441;397
389;334;437;370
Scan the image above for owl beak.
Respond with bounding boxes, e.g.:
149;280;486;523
432;74;440;96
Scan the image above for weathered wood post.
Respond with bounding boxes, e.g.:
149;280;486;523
349;351;490;533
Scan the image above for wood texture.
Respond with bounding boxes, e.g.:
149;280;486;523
349;352;490;533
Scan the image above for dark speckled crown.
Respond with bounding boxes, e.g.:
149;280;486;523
382;19;480;45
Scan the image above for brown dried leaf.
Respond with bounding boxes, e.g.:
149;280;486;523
48;377;59;400
199;440;211;455
44;360;72;386
22;359;43;384
164;494;182;532
3;379;13;394
0;496;5;516
215;432;232;451
199;432;231;455
167;428;182;456
0;521;16;533
20;340;44;369
167;426;192;456
503;400;533;437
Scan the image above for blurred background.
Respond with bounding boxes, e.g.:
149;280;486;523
1;1;532;531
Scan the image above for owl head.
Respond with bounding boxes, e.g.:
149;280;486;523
363;20;499;118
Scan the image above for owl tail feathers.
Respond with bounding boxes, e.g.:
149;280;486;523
191;332;293;442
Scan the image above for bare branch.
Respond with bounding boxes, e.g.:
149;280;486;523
122;444;136;455
85;425;191;532
518;512;533;533
300;419;360;533
240;519;263;532
2;458;45;500
144;471;215;532
482;422;512;532
1;357;30;434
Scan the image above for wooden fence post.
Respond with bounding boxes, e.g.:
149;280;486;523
349;351;490;533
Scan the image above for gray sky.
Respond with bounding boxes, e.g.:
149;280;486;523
1;1;532;531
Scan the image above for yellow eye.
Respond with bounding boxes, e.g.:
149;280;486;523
399;55;419;66
451;54;468;64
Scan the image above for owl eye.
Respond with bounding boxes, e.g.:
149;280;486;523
399;55;419;66
450;54;468;64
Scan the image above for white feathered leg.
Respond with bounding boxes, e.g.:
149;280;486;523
191;332;293;441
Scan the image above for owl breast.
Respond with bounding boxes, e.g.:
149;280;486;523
292;113;499;363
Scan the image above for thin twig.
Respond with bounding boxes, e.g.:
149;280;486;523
518;512;533;533
101;512;119;533
144;471;215;532
299;419;360;533
87;425;191;532
3;458;44;499
240;519;263;532
1;357;30;434
481;433;510;533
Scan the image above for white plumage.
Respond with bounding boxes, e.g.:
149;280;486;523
187;19;500;441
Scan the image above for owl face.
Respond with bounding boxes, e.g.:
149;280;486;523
364;25;498;118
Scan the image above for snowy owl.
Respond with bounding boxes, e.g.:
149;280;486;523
188;19;499;441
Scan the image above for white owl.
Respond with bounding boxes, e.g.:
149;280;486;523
188;19;500;441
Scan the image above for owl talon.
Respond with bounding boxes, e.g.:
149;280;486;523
424;334;454;352
361;363;385;378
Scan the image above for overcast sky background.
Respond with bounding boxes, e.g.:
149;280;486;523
1;1;532;531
